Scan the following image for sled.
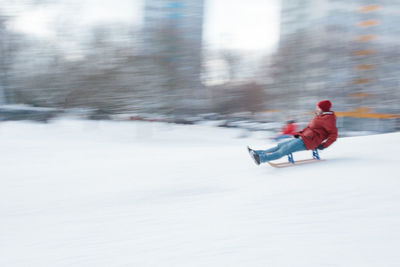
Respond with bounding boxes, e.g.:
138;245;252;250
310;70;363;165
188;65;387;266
268;149;324;168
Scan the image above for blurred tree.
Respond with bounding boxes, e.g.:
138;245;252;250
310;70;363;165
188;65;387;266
7;23;146;113
220;49;241;81
0;12;23;104
240;82;266;113
210;82;267;114
0;13;11;104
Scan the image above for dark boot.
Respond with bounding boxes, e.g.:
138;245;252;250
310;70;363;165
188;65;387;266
247;146;260;165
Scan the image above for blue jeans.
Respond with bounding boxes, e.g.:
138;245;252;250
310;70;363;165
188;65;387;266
274;134;292;142
255;138;307;163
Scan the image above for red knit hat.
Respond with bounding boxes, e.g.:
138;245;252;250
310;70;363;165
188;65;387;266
317;100;332;112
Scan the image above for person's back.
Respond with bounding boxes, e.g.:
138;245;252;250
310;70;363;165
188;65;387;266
294;100;338;150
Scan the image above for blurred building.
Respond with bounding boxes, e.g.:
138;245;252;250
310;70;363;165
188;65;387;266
141;0;206;114
275;0;400;131
0;13;17;105
0;15;9;104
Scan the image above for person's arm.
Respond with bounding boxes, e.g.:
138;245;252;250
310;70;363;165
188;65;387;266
293;128;304;138
293;122;310;138
320;122;338;149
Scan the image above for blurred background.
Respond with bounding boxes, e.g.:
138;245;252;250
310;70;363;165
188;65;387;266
0;0;399;135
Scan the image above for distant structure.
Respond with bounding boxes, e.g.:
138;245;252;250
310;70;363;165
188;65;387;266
0;15;8;105
141;0;206;114
0;14;16;105
276;0;400;124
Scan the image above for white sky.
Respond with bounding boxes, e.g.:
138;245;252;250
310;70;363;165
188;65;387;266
205;0;280;51
1;0;280;52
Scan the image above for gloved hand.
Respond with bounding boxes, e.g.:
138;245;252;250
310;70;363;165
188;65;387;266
294;134;300;138
317;144;325;150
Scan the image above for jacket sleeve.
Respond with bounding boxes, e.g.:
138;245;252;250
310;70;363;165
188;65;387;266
292;129;303;136
293;125;308;136
293;126;306;136
321;120;338;148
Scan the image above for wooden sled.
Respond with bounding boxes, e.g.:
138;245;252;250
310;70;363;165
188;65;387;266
268;149;324;168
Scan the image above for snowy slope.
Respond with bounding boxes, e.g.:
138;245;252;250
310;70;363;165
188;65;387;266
1;120;400;267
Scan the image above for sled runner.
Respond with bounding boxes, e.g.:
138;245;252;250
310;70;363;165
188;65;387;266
268;149;324;168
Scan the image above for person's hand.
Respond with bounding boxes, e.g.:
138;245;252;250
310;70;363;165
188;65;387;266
294;134;300;138
317;144;325;150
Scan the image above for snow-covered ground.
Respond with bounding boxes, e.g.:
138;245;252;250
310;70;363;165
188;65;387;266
1;119;400;267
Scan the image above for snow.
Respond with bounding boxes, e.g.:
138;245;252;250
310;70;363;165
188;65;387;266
1;119;400;267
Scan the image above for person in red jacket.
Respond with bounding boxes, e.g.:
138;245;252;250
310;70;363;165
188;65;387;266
248;100;338;165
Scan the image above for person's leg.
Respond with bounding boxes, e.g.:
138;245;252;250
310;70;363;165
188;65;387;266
274;134;291;141
254;144;279;155
253;138;294;159
253;138;292;155
259;138;307;163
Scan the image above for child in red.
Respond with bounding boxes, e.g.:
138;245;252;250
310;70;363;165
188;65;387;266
273;120;298;141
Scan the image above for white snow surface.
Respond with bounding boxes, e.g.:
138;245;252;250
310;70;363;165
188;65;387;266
1;119;400;267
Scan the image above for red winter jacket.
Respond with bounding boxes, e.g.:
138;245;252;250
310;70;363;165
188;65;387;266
294;112;338;150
